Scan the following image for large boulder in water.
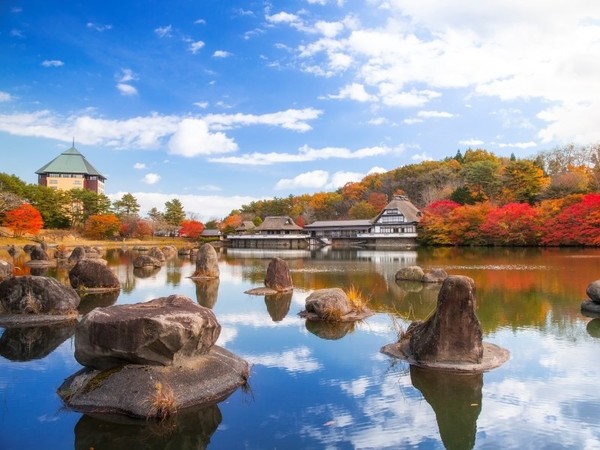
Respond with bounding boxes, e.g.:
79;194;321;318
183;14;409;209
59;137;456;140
299;287;373;322
0;276;80;315
29;246;49;262
69;259;120;292
147;247;166;265
382;275;509;372
190;244;220;279
395;266;425;282
132;254;162;269
74;295;222;370
264;257;292;292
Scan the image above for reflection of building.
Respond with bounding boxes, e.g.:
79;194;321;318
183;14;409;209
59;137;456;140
36;145;106;194
304;196;422;248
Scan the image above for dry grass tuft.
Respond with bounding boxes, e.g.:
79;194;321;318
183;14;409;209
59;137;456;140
148;381;177;422
345;284;370;312
321;302;344;321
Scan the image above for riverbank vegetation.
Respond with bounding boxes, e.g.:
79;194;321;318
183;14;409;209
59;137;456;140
1;143;599;246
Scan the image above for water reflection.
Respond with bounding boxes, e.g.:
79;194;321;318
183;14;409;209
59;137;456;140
193;278;220;308
586;319;600;338
74;403;222;450
133;266;161;278
78;291;120;315
305;319;356;340
410;365;482;450
264;291;292;322
0;320;77;361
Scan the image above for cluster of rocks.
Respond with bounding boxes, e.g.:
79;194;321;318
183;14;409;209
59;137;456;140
581;280;600;317
395;266;448;283
58;295;249;419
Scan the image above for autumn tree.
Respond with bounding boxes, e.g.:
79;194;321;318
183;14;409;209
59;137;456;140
540;194;600;246
417;200;461;245
69;188;112;228
480;203;541;246
221;213;242;234
120;219;153;239
180;220;204;239
3;203;44;237
84;214;121;239
348;201;378;219
447;202;492;246
500;160;550;204
367;192;388;211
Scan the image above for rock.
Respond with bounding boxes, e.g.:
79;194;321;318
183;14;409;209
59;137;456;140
147;247;166;265
305;320;355;340
58;345;248;419
0;260;13;280
264;257;292;292
304;288;354;320
23;244;36;254
69;259;121;291
74;295;222;370
395;266;425;282
587;319;600;339
381;275;509;372
422;268;448;283
586;280;600;304
7;245;18;259
161;245;178;258
68;246;87;264
29;246;49;261
190;244;220;279
0;276;80;315
406;276;483;364
178;247;191;256
132;254;162;269
133;266;161;278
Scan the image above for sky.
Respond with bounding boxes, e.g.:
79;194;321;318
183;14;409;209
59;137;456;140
2;0;600;221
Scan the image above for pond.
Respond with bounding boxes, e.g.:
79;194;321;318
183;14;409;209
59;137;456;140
1;246;600;449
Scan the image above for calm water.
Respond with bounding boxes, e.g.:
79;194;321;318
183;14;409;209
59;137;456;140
1;246;600;449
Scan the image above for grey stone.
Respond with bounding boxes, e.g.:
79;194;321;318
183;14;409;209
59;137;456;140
191;244;220;279
132;254;162;269
586;280;600;304
305;288;353;319
147;246;166;265
422;268;449;283
395;266;425;281
0;260;13;281
0;275;80;315
69;259;120;291
74;295;221;370
406;275;483;364
264;257;292;292
29;246;49;261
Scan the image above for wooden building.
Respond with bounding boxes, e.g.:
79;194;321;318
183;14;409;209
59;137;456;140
228;216;309;249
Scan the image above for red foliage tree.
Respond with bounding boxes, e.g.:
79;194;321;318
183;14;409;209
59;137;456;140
3;203;44;237
367;192;388;211
480;203;541;246
541;193;600;246
447;202;491;246
180;220;204;239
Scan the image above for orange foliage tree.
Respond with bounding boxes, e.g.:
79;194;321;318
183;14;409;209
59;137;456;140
180;220;204;239
417;200;461;245
220;214;242;233
447;202;492;246
3;203;44;237
84;214;121;239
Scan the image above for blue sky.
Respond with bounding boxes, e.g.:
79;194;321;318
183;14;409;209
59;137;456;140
2;0;599;220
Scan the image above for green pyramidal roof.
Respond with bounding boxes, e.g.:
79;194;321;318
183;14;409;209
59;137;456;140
36;146;105;178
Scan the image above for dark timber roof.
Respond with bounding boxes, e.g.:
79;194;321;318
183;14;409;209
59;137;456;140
35;146;105;179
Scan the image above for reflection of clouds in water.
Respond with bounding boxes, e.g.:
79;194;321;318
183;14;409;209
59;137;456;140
219;311;304;328
216;326;238;346
339;376;372;398
242;347;321;373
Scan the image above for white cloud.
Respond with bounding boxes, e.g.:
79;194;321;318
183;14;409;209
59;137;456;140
189;41;205;54
314;20;344;38
459;139;485;146
403;118;423;125
41;60;64;68
194;19;206;25
143;173;160;184
116;68;136;83
116;83;138;96
497;141;537;149
368;117;388;125
266;11;303;26
275;170;330;190
211;144;396;165
417;110;454;119
193;101;209;108
86;22;112;32
154;25;172;38
327;170;365;189
204;108;322;132
326;83;375;102
213;50;232;58
133;162;146;169
411;152;434;161
168;118;238;157
367;166;387;174
108;191;257;221
0;91;13;102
